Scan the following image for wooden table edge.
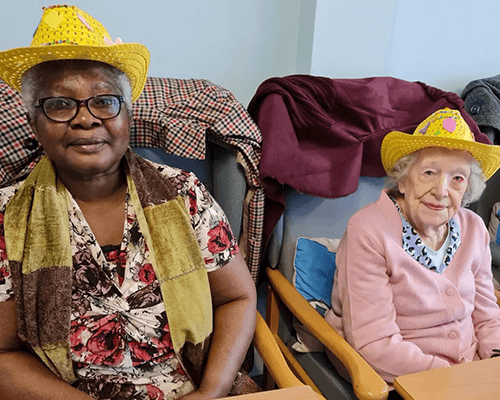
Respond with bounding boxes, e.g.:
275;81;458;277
394;378;415;400
214;385;322;399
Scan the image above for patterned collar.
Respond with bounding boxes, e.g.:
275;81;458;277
390;196;461;273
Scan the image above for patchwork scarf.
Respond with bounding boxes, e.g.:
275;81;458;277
4;150;212;384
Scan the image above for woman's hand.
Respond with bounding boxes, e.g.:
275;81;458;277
176;389;215;399
0;300;94;399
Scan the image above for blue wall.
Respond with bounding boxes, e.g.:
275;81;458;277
1;1;499;105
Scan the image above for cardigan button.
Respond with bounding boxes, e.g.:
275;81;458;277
446;288;455;296
449;331;457;339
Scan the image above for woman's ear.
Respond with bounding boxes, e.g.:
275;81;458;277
26;115;43;152
26;114;38;139
397;178;406;195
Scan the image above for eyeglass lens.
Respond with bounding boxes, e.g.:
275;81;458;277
42;95;122;122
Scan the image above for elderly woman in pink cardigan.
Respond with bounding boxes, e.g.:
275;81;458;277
325;108;500;396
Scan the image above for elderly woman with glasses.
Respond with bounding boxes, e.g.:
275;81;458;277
0;5;257;400
325;108;500;398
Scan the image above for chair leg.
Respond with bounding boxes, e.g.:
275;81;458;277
264;284;283;390
266;284;281;334
262;365;276;391
266;281;325;397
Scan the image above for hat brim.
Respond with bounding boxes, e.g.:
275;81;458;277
381;131;500;180
0;43;150;102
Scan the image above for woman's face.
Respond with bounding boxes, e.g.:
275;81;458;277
397;147;473;235
28;61;130;180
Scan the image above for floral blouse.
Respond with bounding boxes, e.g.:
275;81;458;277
0;162;238;400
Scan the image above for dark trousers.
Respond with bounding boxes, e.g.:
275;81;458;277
388;390;403;399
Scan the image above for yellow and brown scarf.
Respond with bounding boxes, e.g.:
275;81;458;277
4;149;212;384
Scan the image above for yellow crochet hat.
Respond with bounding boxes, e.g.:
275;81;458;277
381;108;500;180
0;4;150;102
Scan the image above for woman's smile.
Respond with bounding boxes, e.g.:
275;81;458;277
68;137;107;153
423;202;446;211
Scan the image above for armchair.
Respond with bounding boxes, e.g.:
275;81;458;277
261;168;500;400
467;167;500;283
246;75;395;399
135;142;313;394
263;181;389;400
247;75;500;400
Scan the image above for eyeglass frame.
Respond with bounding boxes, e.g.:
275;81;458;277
35;94;125;123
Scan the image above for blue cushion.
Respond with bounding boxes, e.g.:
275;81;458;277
293;237;338;311
292;237;339;353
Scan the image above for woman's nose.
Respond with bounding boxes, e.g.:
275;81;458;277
432;176;449;198
70;103;101;128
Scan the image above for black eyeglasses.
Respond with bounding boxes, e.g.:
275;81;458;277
35;94;124;122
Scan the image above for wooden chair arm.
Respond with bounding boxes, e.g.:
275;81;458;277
495;289;500;307
266;267;389;400
253;311;309;390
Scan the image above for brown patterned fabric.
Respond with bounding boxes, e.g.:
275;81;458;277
9;263;73;346
181;337;212;387
126;151;178;206
229;373;263;395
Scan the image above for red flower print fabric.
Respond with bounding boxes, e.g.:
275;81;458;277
0;183;16;299
138;263;156;285
208;220;234;253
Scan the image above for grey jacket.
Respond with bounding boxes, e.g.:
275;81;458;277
461;75;500;144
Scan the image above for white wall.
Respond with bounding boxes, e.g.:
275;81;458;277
311;0;398;79
311;0;500;94
1;1;500;106
387;0;500;93
0;0;307;106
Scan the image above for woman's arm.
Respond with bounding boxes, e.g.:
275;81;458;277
178;251;257;399
334;224;450;384
0;300;93;400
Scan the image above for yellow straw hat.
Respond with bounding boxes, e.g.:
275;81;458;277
381;108;500;180
0;4;150;102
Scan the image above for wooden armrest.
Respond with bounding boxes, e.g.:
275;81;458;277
266;267;389;400
253;311;307;389
495;289;500;307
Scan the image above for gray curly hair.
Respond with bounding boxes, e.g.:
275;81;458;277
385;148;486;207
21;59;132;120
